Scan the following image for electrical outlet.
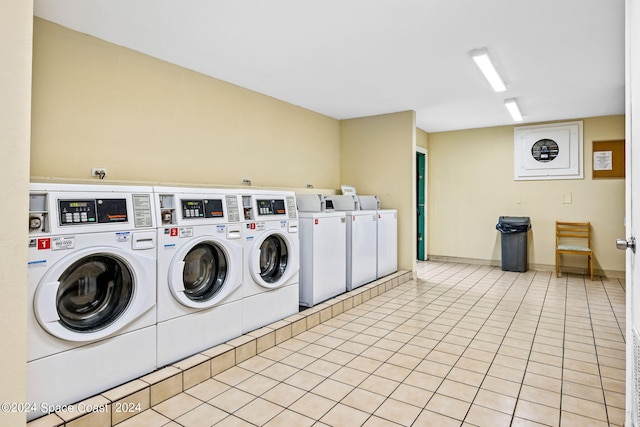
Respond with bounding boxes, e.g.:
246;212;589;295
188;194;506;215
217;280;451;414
91;168;108;179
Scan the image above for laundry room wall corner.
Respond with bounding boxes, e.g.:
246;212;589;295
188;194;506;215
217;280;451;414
340;110;416;274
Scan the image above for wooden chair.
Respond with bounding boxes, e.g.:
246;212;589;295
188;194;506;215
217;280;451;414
555;221;594;280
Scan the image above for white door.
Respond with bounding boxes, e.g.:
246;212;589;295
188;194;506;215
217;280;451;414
625;0;640;424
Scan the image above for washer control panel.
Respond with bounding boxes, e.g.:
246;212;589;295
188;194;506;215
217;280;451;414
59;200;96;224
181;199;224;219
256;199;286;216
59;198;128;225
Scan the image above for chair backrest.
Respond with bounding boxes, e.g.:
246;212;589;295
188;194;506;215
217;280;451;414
556;221;591;249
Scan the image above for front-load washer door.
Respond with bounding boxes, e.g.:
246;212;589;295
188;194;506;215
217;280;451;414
169;236;242;309
34;247;155;342
249;232;299;289
57;255;132;332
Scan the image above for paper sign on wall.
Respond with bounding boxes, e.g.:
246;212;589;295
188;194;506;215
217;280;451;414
593;151;613;171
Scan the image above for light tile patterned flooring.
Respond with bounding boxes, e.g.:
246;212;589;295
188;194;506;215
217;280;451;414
120;261;626;426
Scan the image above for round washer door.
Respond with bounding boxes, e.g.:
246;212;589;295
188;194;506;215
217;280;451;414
34;247;155;342
248;231;299;289
168;236;242;309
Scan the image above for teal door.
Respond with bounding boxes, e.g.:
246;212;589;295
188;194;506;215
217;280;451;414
416;152;426;260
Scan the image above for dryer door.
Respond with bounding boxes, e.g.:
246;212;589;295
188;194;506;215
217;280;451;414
168;236;242;309
249;231;299;289
34;247;155;342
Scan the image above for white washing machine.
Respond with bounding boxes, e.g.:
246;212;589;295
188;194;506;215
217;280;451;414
154;187;244;367
376;210;398;278
240;191;299;333
358;196;398;279
327;195;377;291
296;194;347;307
27;183;157;421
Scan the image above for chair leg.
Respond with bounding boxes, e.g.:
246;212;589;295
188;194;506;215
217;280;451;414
555;251;560;277
590;255;594;281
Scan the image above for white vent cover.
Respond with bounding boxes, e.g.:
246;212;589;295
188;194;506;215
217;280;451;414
514;121;583;181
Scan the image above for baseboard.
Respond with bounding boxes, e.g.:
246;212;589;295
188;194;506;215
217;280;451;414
426;255;625;279
426;255;500;267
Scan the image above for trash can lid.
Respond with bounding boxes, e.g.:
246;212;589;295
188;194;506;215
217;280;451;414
498;216;531;224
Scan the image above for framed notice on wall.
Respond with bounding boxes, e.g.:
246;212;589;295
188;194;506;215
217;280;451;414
593;140;625;179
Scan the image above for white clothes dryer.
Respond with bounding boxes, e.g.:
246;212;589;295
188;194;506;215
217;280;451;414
154;187;243;367
296;194;347;307
27;183;157;421
326;195;377;291
240;191;299;333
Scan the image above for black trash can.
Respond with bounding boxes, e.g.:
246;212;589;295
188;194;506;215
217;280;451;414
496;216;531;272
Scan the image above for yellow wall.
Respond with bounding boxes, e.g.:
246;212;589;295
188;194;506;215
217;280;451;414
416;128;428;149
340;111;416;272
428;115;626;275
0;1;31;425
31;19;341;190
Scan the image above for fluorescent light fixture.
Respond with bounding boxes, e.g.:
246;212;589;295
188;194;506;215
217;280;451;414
504;98;523;121
471;48;507;92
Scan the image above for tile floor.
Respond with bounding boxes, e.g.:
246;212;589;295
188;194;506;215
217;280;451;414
119;261;626;427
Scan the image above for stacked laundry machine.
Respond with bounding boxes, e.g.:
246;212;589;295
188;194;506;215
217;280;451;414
239;190;300;333
326;194;378;290
296;194;347;307
358;195;398;279
27;183;158;420
327;188;398;290
154;187;244;367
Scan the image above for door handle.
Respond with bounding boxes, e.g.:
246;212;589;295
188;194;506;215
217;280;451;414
616;236;636;252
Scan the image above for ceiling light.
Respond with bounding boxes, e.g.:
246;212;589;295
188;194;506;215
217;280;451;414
471;48;507;92
504;98;523;121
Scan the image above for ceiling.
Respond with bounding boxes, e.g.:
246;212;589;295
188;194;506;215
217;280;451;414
33;0;625;133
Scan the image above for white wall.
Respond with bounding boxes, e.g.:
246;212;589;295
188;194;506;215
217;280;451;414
0;1;32;426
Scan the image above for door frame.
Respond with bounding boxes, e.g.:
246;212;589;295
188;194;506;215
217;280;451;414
416;147;428;260
626;0;638;424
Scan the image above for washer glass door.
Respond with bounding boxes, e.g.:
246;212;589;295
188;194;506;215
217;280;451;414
259;235;289;284
182;243;228;301
57;255;133;332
